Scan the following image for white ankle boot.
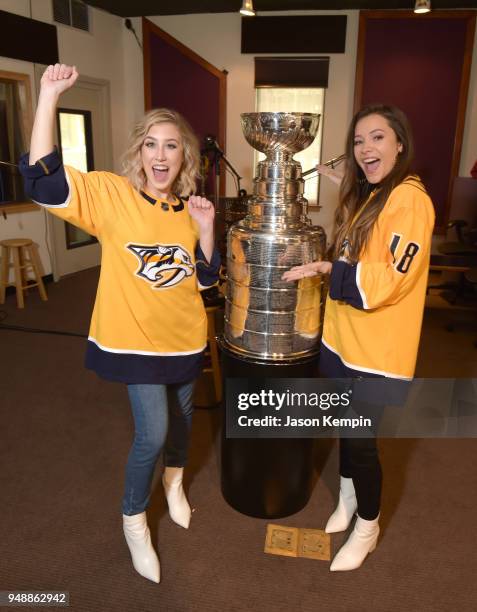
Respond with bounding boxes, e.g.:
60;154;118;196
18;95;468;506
162;466;191;529
330;514;380;572
325;476;357;534
123;512;160;583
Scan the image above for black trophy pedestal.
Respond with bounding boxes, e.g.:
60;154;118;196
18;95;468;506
220;342;318;519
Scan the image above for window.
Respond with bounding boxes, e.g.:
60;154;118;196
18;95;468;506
57;109;94;173
57;109;97;249
52;0;90;32
254;88;325;206
0;71;32;205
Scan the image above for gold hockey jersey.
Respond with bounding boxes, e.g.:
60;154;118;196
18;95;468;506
19;150;220;384
322;177;435;380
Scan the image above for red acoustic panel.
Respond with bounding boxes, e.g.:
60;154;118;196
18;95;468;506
357;13;474;229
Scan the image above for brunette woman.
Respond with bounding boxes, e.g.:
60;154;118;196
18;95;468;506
283;104;434;571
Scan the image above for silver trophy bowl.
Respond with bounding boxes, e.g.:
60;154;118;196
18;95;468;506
223;112;327;361
240;112;320;157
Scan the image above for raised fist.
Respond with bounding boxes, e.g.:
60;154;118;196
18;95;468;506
40;64;79;98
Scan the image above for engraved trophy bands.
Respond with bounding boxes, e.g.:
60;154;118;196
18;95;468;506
224;112;327;361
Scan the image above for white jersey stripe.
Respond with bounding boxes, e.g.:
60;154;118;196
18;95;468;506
322;338;413;381
88;336;206;357
355;262;369;310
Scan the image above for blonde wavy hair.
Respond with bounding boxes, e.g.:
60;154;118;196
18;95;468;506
122;108;200;197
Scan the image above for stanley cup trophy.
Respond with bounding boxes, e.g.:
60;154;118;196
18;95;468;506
220;112;327;518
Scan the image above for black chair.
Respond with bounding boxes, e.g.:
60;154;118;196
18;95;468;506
428;178;477;345
430;220;477;304
428;177;477;348
429;177;477;304
439;219;477;257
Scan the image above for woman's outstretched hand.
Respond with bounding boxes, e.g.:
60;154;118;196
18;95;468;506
315;164;344;186
40;64;79;99
188;196;215;231
282;260;332;282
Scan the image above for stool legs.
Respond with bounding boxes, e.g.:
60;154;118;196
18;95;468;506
208;310;222;404
12;245;24;308
0;245;9;305
203;306;222;405
26;245;48;301
19;247;29;298
0;240;48;308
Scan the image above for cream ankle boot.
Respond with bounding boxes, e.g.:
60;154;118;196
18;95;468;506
325;476;357;534
123;512;160;583
330;514;380;572
162;467;191;529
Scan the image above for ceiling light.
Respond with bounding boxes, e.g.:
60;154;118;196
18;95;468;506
240;0;256;17
414;0;431;14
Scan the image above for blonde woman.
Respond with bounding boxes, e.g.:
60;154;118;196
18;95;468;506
20;64;220;583
284;104;434;571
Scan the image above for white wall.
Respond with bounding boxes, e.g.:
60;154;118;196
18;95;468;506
0;0;127;275
0;0;29;16
121;17;145;133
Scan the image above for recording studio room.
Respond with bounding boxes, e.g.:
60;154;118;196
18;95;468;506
1;1;477;611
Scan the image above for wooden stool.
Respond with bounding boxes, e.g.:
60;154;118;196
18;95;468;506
203;305;222;404
0;239;48;308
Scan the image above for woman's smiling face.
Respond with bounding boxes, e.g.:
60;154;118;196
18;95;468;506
353;113;403;184
141;122;184;199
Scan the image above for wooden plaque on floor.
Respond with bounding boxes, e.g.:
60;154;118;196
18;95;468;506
264;524;330;561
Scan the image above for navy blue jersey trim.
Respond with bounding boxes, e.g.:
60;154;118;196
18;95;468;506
19;149;69;205
172;197;185;212
319;342;377;378
318;343;410;406
195;244;221;286
329;260;364;309
85;341;204;384
139;190;156;205
139;191;185;212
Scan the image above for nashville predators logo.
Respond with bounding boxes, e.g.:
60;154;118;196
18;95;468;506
127;243;194;289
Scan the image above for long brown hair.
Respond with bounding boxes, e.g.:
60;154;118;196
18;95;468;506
332;104;414;261
122;108;200;196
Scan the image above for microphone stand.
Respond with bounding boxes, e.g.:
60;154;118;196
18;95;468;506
216;149;243;196
203;138;243;203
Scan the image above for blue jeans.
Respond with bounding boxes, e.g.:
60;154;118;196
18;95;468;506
122;381;195;516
